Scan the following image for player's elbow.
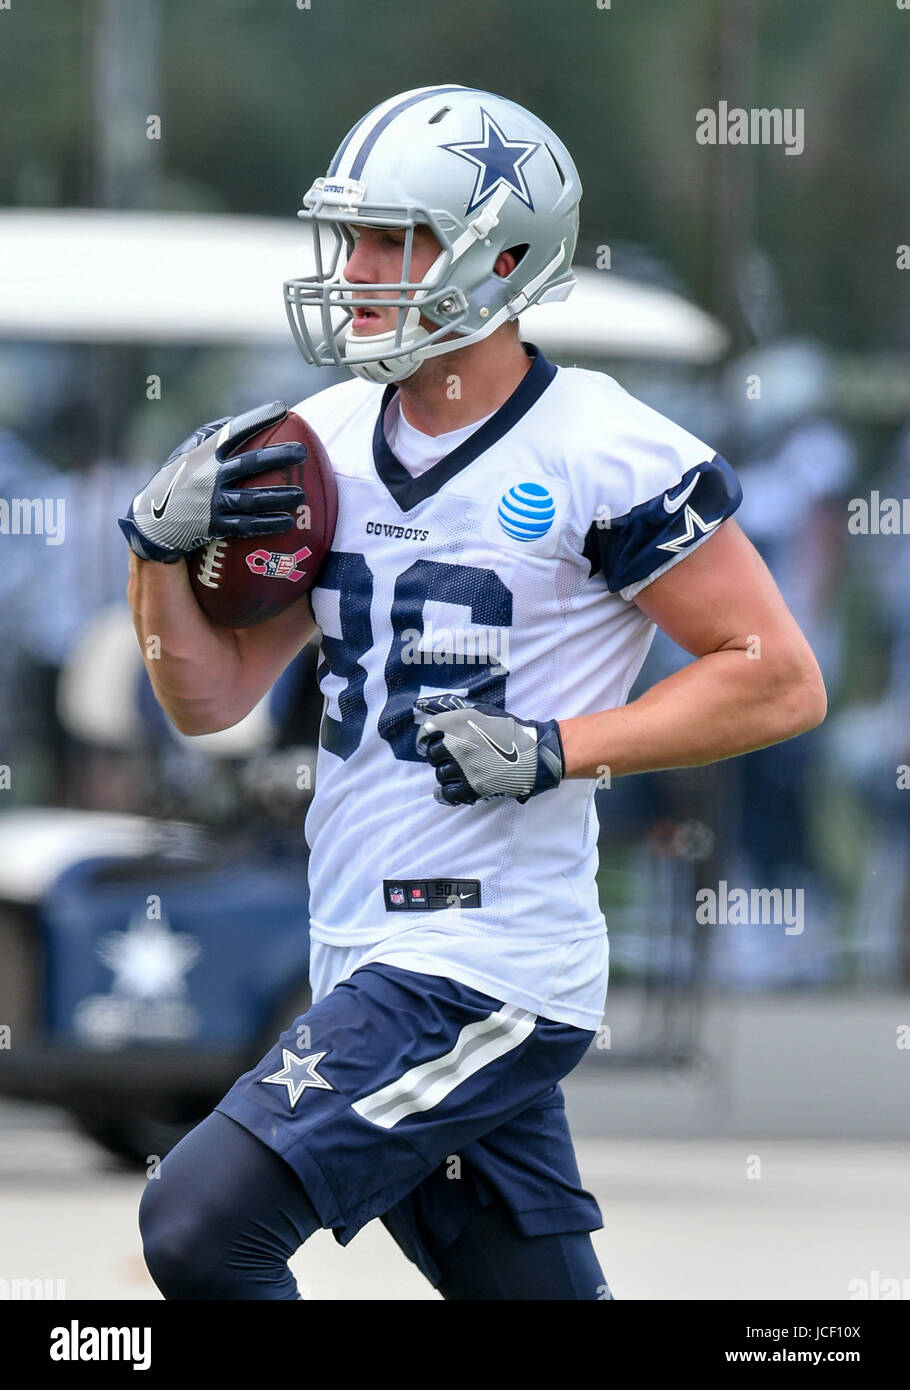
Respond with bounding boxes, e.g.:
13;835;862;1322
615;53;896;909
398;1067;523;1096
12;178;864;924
767;648;827;741
167;701;248;737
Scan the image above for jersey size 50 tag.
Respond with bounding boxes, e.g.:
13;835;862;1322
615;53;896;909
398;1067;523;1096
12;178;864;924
383;879;482;911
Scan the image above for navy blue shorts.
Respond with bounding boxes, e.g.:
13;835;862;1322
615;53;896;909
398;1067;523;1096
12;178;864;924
215;962;602;1286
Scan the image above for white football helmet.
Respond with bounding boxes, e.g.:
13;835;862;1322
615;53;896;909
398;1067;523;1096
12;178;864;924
283;85;582;383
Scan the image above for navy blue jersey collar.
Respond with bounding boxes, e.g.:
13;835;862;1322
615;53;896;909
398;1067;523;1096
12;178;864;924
372;341;557;512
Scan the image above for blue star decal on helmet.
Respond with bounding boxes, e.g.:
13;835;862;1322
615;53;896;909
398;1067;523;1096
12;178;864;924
260;1049;334;1109
440;109;540;215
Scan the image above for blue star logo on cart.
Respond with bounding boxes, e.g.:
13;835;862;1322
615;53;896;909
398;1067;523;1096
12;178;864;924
441;109;540;214
261;1049;334;1109
73;911;202;1046
96;913;200;1000
498;482;556;542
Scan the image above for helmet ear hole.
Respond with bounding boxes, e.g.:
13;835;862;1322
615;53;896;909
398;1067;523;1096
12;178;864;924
501;244;530;275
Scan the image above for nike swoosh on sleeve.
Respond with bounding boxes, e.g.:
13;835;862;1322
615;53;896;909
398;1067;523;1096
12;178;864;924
662;472;700;513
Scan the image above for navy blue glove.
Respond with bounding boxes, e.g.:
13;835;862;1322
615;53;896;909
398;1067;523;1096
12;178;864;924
414;694;565;806
119;401;307;563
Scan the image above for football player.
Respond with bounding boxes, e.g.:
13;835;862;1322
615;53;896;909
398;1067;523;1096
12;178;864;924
127;86;826;1300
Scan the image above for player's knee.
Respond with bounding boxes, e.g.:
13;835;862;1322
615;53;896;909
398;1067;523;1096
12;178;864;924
138;1149;316;1299
138;1159;257;1299
138;1174;218;1298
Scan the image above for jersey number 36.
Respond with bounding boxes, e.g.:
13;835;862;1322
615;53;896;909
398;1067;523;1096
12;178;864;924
315;552;513;762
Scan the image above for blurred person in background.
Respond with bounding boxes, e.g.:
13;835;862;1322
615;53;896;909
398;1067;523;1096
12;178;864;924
0;390;150;806
711;340;856;987
827;421;910;984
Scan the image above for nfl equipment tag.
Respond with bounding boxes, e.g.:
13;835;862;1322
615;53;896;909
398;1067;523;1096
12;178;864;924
383;879;482;911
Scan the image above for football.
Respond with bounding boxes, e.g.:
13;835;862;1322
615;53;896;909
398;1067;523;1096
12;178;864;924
188;410;337;628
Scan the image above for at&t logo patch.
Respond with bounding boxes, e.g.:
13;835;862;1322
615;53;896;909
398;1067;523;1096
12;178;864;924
497;482;556;542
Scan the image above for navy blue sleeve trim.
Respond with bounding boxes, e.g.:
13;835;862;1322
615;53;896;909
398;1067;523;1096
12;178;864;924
582;453;742;594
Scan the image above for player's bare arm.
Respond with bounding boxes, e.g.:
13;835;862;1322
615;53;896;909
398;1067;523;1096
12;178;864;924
127;550;316;735
418;520;826;807
123;404;317;734
557;518;827;778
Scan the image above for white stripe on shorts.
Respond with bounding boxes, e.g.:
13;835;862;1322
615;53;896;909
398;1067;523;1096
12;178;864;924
351;1003;537;1130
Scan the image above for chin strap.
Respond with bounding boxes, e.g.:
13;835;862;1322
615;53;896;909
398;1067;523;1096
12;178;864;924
344;304;427;383
347;354;423;385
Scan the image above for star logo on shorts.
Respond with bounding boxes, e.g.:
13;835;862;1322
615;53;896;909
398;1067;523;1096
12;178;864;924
260;1049;334;1109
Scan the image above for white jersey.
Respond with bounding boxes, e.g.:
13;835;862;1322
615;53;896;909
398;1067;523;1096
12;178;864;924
294;343;741;1028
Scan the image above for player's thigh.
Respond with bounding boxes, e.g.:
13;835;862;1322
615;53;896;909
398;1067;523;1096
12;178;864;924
380;1084;605;1296
435;1201;610;1300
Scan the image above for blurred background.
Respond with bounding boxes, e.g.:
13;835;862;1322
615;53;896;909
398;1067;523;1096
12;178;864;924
1;0;909;1300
